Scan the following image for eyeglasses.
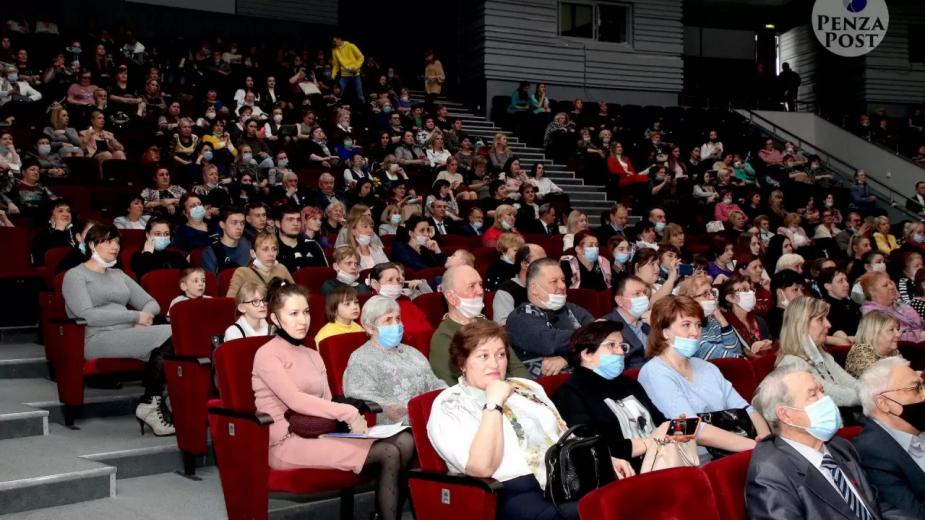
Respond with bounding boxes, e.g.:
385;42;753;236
600;340;629;353
242;299;266;307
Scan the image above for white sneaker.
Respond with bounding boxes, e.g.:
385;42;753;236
135;396;176;436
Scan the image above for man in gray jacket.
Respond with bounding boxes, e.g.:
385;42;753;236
505;258;593;378
748;365;914;520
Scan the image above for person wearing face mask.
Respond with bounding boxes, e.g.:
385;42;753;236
225;232;294;299
639;296;770;461
253;280;415;520
320;247;371;296
602;275;652;368
130;216;188;280
431;265;531;385
554;321;692;473
560;230;612;291
747;366;902;520
719;275;775;358
677;275;743;359
368;262;434;352
608;236;633;275
343;295;446;426
854;357;925;517
860;272;925;343
62;225;174;435
390;215;445;272
776;297;861;409
506;258;594;377
460;206;485;237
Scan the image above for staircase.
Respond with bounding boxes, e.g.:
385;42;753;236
408;91;614;216
0;333;381;519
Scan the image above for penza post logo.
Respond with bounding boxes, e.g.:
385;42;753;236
812;0;889;57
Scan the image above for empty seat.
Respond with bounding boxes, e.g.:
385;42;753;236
579;466;721;520
703;449;751;520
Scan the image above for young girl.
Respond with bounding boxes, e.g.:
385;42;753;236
168;267;211;319
223;281;270;341
313;286;364;347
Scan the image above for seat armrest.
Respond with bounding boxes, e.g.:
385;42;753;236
408;469;504;493
164;353;211;365
208;407;274;425
333;396;383;414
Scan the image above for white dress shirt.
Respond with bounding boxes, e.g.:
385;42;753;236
780;436;872;516
873;418;925;473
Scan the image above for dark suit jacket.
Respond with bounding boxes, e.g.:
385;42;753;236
459;223;483;237
747;435;914;520
427;217;457;236
595;224;625;245
854;420;925;517
602;308;648;369
907;195;925;215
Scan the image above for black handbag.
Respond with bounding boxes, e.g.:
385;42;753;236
697;408;757;459
544;425;616;507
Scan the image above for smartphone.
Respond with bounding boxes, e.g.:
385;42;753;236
668;417;700;436
678;263;694;277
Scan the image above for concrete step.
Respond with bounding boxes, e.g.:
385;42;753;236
0;375;145;426
0;343;49;379
0;403;48;440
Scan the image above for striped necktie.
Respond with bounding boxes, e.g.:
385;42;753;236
821;453;871;520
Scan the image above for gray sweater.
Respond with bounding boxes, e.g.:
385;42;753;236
62;264;170;360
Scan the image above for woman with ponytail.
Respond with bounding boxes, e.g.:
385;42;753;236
252;279;415;520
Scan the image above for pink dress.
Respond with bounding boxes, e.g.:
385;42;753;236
252;336;373;472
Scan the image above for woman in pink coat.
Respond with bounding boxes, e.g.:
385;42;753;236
252;279;414;520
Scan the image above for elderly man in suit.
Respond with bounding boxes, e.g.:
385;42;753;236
747;365;914;520
854;357;925;517
602;275;650;369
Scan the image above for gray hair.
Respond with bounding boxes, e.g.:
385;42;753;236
859;357;910;416
360;295;400;331
753;365;813;433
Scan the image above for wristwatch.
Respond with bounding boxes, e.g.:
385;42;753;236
483;401;502;413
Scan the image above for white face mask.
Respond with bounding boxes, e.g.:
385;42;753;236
454;294;485;319
91;250;117;268
415;235;428;246
356;234;372;246
336;270;358;285
544;292;567;311
699;299;718;316
378;283;403;300
870;263;887;272
737;290;757;312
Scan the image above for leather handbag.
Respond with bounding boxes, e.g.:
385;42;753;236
284;397;373;439
545;425;616;507
640;438;699;473
697;408;756;459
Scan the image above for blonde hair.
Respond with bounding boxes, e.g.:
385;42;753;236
252;231;278;250
492;132;507;151
50;105;69;129
496;232;525;254
492;204;516;230
854;310;898;351
677;274;712;298
874;215;891;233
775;253;804;274
347;215;375;248
776;296;831;364
660;223;684;247
566;210;587;234
783;212;801;227
235;280;267;306
380;204;401;225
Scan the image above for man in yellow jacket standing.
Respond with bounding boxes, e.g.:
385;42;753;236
332;36;365;106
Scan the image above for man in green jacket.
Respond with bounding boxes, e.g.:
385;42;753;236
430;264;530;385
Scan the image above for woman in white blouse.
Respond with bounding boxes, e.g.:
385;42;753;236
426;133;451;169
345;215;389;270
428;320;633;520
528;162;563;199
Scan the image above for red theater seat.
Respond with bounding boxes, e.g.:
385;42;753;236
209;336;372;520
482;291;495;320
317;332;369;396
566;288;602;317
749;350;777;383
407;390;504;520
292;266;336;294
537;374;570;398
46;273;146;427
164;297;238;477
43;246;73;286
218;267;237;296
412;292;449;329
703;449;751;520
710;357;758;402
579;466;721;520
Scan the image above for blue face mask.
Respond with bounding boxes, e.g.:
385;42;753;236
654;222;666;233
501;220;513;231
189;205;206;221
203;151;213;162
389;214;401;225
593;354;624;380
78;242;87;254
377;323;404;349
153;236;171;251
583;246;599;263
789;395;842;442
615;252;630;264
277;158;288;168
672;336;700;358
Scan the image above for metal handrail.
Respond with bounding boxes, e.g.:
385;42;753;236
741;109;923;222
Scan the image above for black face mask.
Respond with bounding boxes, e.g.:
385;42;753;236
272;313;305;346
886;397;925;433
